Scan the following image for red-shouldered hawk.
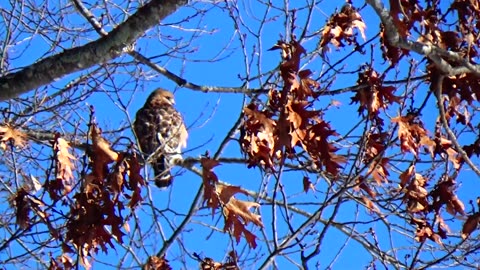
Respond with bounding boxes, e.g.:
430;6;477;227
134;88;188;188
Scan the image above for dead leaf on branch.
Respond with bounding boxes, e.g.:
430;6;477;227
351;68;401;119
269;39;305;78
380;24;410;64
431;134;460;170
90;124;119;180
243;39;346;176
399;164;415;189
368;158;390;185
392;114;435;157
126;153;145;208
431;177;465;216
201;156;221;215
462;213;480;239
388;0;412;38
403;172;429;214
62;123;144;265
436;215;451;239
363;132;391;185
297;69;320;100
66;191;124;260
47;136;77;198
144;256;172;270
49;253;74;270
411;217;443;244
303;121;346;176
303;176;315;193
355;176;376;198
216;183;263;227
319;4;366;49
361;195;381;214
200;158;263;248
13;188;30;229
400;164;431;213
194;251;239;270
0;124;27;150
241;105;277;169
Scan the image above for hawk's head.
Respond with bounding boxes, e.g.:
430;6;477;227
146;88;175;107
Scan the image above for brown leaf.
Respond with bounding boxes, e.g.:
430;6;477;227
224;211;258;248
392;114;433;156
303;121;345;176
227;198;263;227
369;158;390;185
320;4;366;49
302;176;315;193
462;213;480;239
399;164;415;188
431;177;465;216
351;68;401;117
242;105;277;168
91;125;119;163
57;253;74;270
126;154;145;208
436;215;450;239
362;195;380;214
215;183;263;226
13;188;30;229
144;256;172;270
0;124;27;150
297;69;319;99
199;257;222;270
356;176;376;198
48;137;77;197
451;196;466;216
201;157;221;214
206;183;263;248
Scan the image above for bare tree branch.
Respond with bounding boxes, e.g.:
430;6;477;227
0;0;187;101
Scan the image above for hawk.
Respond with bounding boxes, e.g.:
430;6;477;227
134;88;188;188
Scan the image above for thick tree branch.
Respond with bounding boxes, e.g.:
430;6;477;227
0;0;187;101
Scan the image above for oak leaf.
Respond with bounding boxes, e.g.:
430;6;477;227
320;4;366;49
0;124;27;150
51;137;76;196
392;114;434;156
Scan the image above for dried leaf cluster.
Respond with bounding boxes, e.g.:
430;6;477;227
8;122;145;269
241;39;345;177
201;157;263;248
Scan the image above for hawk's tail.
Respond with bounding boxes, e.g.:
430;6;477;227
153;157;173;188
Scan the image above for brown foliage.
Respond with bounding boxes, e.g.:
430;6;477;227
392;113;435;157
13;188;31;229
0;124;27;150
320;4;366;49
144;256;172;270
10;126;144;269
241;39;345;176
46;136;77;200
201;157;263;248
351;67;401;120
195;251;239;270
411;217;443;245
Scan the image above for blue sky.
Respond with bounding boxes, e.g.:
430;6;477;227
1;0;479;269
